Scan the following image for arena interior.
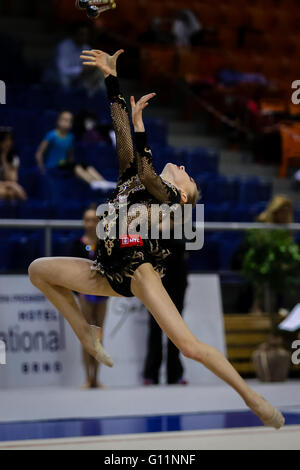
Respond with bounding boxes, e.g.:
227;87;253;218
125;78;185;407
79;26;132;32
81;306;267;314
0;0;300;452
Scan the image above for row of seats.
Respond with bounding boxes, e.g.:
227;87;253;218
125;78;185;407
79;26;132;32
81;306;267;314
0;106;168;148
8;227;300;273
0;230;244;272
5;86;110;114
0;198;274;223
13;166;272;209
142;46;300;88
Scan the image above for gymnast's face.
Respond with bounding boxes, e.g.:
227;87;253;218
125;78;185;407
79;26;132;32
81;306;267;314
161;163;197;204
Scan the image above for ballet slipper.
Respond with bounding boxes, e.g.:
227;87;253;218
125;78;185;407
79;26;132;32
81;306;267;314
90;325;114;368
80;382;92;390
96;382;108;390
250;394;285;430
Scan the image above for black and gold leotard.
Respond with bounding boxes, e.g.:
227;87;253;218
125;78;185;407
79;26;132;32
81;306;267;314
92;75;182;297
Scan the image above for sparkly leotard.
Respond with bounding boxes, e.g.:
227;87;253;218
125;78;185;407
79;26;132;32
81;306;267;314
92;75;182;297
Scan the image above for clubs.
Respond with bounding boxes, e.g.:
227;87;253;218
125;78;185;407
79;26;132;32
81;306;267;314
75;0;117;19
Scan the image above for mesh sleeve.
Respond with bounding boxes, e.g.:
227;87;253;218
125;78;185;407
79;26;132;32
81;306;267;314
135;132;181;204
105;75;135;182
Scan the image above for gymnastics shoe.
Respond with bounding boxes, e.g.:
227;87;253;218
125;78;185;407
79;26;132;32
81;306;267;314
251;394;285;430
90;325;114;368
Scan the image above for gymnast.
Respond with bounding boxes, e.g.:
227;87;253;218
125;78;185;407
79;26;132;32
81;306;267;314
28;48;284;429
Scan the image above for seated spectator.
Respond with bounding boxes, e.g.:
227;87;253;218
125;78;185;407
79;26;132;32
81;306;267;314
172;9;203;47
48;22;104;94
0;128;27;201
73;110;116;147
36;110;116;191
256;195;294;224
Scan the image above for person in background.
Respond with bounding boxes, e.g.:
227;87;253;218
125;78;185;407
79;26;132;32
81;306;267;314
172;9;203;47
0;128;27;201
256;195;294;225
143;237;188;385
71;204;108;389
55;22;104;93
36;110;116;191
73;110;116;147
231;195;294;314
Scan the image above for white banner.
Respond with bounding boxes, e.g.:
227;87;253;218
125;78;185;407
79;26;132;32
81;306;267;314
0;276;83;389
0;275;225;389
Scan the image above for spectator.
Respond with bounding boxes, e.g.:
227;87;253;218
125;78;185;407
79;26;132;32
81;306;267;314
74;110;116;146
0;128;27;201
54;22;104;93
36;110;116;191
71;204;108;389
256;195;293;224
172;9;203;47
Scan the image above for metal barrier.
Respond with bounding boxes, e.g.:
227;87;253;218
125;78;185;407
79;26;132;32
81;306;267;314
1;219;300;257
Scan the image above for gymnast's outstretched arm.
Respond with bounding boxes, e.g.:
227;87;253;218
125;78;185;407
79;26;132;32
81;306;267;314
130;94;181;205
80;49;135;182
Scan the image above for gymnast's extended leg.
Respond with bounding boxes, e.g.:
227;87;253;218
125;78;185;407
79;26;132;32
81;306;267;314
28;257;120;365
131;263;284;429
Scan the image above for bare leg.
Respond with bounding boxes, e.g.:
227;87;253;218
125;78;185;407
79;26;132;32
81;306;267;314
78;296;95;388
28;257;120;364
78;296;107;388
0;183;8;200
86;166;105;182
92;300;108;387
74;165;94;184
131;264;284;429
0;181;27;201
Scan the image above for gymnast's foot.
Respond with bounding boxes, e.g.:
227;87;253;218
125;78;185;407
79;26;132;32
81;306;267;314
80;381;92;390
85;325;114;368
247;393;285;429
80;381;108;390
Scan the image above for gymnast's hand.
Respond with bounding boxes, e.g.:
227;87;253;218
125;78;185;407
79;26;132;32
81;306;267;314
130;93;156;132
80;49;124;78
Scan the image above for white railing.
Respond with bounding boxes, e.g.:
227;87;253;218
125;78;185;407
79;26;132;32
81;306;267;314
1;219;300;257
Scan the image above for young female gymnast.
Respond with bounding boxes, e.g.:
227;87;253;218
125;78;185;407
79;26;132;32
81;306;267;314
29;49;284;429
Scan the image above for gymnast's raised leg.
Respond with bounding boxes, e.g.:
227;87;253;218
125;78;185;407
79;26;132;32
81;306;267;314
131;263;285;430
28;257;121;366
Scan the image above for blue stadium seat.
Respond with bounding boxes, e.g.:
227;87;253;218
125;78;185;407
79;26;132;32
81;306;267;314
238;177;262;205
215;232;244;271
18;200;57;220
52;234;75;257
228;204;254;222
56;202;85;220
204;202;234;222
0;202;18;219
7;232;43;270
185;148;219;176
19;168;48;200
187;233;220;272
144;118;168;146
18;144;38;169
